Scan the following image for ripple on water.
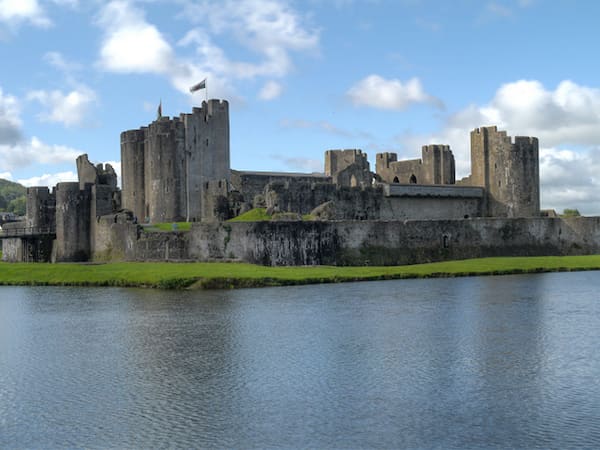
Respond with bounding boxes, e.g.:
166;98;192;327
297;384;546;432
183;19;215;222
1;274;600;448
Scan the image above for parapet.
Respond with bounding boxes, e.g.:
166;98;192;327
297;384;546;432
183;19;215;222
120;128;147;144
185;99;229;121
56;181;81;192
513;136;538;147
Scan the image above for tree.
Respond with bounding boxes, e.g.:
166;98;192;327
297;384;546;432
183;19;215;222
7;197;26;216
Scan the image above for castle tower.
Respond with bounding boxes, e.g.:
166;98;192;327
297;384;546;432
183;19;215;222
181;99;230;221
26;186;56;230
120;128;147;221
421;145;455;184
54;182;91;262
470;126;539;217
120;99;230;223
144;117;186;223
375;152;398;175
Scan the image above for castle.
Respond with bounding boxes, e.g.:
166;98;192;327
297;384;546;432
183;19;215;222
4;98;594;266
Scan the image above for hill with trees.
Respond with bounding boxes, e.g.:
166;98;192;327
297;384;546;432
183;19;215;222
0;178;27;216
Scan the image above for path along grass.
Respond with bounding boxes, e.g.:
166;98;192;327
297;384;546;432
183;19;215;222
1;255;600;289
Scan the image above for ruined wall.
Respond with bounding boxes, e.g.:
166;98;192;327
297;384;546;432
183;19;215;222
54;182;91;262
120;128;146;221
230;170;331;208
264;183;482;220
376;146;455;185
324;149;372;186
92;212;139;261
200;179;230;222
469;126;539;217
76;154;118;190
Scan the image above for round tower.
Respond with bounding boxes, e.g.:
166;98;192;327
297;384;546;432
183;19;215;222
144;117;186;223
54;182;91;262
120;128;147;221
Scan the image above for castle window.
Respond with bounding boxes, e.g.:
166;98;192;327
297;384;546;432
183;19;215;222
410;174;417;184
443;235;450;248
206;138;209;146
393;176;399;183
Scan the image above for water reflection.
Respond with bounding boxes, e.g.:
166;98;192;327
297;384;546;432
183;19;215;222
1;272;600;448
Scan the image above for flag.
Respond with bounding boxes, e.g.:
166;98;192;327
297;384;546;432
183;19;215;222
157;100;162;119
189;78;206;93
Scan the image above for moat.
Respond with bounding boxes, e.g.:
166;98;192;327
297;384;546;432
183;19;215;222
2;272;600;448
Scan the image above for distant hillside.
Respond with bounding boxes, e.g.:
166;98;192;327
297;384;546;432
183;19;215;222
0;178;26;216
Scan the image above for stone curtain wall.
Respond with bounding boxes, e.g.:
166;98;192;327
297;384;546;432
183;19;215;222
91;216;600;266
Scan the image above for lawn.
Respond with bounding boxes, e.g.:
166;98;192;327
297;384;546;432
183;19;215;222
1;255;600;289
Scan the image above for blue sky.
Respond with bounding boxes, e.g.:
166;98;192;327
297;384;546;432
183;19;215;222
1;0;600;214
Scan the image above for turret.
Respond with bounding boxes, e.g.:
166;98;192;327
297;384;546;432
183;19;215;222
470;126;539;217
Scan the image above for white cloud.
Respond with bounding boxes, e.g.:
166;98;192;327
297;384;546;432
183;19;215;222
394;79;600;215
27;86;98;127
0;87;22;145
0;137;81;171
271;155;323;172
0;0;51;27
0;171;12;180
539;146;600;214
43;51;83;72
258;81;283;100
18;171;78;187
96;0;318;99
280;118;373;139
50;0;79;7
0;86;84;182
447;80;600;148
97;1;174;74
346;75;443;110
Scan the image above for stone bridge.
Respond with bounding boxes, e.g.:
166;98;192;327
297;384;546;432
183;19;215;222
0;226;56;239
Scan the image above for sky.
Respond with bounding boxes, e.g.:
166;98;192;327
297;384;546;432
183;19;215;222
1;0;600;214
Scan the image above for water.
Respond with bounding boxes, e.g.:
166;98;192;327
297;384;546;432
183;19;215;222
1;272;600;448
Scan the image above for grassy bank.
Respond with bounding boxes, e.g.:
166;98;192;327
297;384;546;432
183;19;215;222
1;255;600;289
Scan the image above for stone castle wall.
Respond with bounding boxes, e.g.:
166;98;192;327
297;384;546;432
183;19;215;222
263;183;482;220
91;217;600;266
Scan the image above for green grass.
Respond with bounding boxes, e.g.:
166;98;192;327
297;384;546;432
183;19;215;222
229;208;316;222
1;255;600;290
143;222;192;232
228;208;271;222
